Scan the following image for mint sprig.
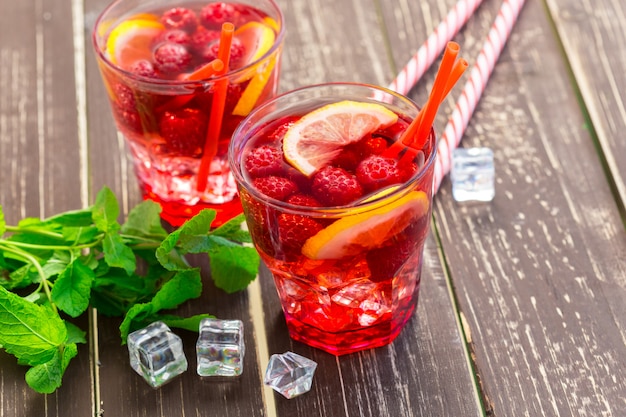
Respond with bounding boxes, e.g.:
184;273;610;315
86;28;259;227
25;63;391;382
0;186;259;394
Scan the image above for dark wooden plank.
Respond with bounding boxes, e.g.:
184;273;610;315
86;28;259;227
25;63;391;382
383;0;626;415
0;0;95;416
546;0;626;213
83;0;267;414
260;1;483;416
262;235;484;417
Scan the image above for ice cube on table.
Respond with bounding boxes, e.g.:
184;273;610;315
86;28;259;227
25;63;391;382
451;147;495;202
127;321;187;388
196;318;245;377
264;351;317;399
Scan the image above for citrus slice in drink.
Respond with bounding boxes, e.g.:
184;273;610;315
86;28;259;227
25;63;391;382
105;17;164;70
231;20;278;115
301;190;429;260
235;21;276;65
283;101;399;176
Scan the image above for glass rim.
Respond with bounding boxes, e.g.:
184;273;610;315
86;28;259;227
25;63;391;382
230;82;438;216
91;0;285;86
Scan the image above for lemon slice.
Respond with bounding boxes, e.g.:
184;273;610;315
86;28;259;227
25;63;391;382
301;190;429;260
105;17;164;70
283;101;398;176
232;55;277;116
235;21;276;68
231;20;278;116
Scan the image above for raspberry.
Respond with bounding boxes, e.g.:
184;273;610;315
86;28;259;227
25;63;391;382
113;105;143;134
130;59;158;78
200;37;245;68
355;136;388;157
266;116;300;144
158;108;208;157
114;84;136;111
240;191;275;256
356;155;402;192
153;43;192;74
200;3;247;30
154;29;191;48
189;27;221;54
312;166;363;206
161;7;198;33
245;145;283;178
277;213;323;252
253;176;298;201
286;193;321;207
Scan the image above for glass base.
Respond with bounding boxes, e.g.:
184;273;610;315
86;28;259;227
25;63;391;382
141;186;243;227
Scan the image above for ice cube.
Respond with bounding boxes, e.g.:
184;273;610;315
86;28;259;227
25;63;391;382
264;351;317;399
451;147;495;202
127;321;187;388
196;318;245;377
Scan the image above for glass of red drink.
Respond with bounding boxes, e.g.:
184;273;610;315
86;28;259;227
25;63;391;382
229;83;436;355
92;0;284;226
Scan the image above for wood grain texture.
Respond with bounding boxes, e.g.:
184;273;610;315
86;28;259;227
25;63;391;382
546;0;626;213
3;0;625;416
0;0;95;416
381;0;626;415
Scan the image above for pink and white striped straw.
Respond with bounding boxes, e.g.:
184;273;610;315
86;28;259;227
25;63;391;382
387;0;484;95
433;0;527;192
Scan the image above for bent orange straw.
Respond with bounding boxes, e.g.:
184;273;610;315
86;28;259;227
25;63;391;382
197;23;234;192
185;58;225;81
409;42;459;148
384;45;467;159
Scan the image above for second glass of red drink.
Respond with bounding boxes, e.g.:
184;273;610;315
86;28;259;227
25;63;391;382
92;0;285;226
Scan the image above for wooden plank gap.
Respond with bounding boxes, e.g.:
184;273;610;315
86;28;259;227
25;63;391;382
431;215;489;416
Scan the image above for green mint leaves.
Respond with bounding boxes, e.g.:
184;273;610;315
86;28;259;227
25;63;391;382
0;187;259;394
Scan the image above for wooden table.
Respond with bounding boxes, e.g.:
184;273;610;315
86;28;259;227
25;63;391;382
1;0;625;415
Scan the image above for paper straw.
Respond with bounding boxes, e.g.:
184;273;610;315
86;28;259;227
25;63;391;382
433;0;526;192
387;0;484;95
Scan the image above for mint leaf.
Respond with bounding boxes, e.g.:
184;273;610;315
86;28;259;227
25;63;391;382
42;251;71;279
25;343;77;394
158;313;213;332
0;286;67;366
92;187;120;233
121;200;167;239
51;259;95;318
44;208;94;227
64;322;86;344
155;228;188;271
155;209;215;262
119;269;202;341
103;232;136;275
211;214;252;243
209;244;259;293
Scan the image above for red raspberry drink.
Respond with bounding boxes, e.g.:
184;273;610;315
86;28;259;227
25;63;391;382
230;83;437;355
93;0;284;226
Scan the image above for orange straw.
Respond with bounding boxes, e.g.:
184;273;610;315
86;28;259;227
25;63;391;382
196;23;234;192
407;42;459;147
384;43;467;159
185;58;225;81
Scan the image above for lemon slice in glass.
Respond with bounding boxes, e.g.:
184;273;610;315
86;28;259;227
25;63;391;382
282;100;398;176
301;190;429;259
105;17;164;70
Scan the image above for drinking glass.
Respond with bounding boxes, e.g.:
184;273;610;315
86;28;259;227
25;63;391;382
229;83;436;355
93;0;284;226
